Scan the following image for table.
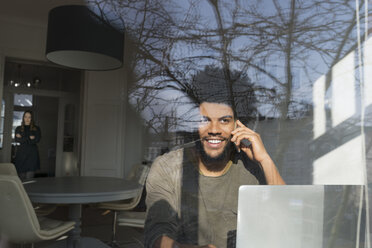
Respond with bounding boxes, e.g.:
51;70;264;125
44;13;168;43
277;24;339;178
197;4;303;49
24;176;140;248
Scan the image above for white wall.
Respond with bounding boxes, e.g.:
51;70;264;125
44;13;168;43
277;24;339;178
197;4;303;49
0;16;46;61
123;104;146;176
311;40;368;185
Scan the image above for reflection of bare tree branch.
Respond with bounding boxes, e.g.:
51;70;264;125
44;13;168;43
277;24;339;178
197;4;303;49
208;0;235;107
244;61;285;87
90;0;368;156
324;3;359;91
282;0;295;120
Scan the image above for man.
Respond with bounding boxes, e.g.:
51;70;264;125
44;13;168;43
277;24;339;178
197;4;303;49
145;100;285;248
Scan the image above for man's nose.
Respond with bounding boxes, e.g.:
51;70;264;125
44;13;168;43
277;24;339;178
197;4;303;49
207;121;221;135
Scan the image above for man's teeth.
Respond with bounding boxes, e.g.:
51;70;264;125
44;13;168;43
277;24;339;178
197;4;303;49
208;140;222;144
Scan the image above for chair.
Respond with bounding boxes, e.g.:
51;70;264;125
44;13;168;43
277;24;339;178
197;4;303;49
0;163;18;176
0;163;57;217
117;211;146;228
96;163;150;246
0;175;75;246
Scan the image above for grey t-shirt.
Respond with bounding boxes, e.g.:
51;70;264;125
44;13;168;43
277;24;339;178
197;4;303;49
145;147;265;248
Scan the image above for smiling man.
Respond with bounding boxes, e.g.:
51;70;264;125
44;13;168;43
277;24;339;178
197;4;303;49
144;99;285;248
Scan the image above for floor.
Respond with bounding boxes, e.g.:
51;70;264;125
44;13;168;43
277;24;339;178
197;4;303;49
7;205;145;248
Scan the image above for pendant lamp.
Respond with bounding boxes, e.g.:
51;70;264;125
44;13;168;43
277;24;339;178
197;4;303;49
46;5;124;70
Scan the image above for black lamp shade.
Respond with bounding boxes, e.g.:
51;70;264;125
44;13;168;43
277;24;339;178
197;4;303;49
46;5;124;70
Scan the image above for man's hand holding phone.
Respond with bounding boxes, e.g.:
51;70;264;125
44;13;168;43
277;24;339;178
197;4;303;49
231;120;286;185
231;120;271;164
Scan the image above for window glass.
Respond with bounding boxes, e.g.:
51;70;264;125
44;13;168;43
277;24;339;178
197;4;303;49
97;0;371;183
89;0;372;246
12;111;24;140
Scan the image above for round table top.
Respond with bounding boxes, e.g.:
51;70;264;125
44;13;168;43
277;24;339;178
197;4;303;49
24;176;141;204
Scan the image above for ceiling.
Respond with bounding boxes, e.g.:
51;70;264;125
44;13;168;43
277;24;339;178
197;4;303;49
0;0;86;26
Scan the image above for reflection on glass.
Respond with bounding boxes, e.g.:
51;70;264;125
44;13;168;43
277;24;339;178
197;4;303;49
87;0;371;246
364;38;372;107
313;76;326;139
331;51;356;127
87;0;370;183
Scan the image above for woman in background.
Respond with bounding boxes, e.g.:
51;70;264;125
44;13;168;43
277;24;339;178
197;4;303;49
14;110;41;180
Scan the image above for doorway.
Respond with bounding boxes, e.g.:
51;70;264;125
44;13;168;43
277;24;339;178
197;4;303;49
10;94;59;176
2;60;81;177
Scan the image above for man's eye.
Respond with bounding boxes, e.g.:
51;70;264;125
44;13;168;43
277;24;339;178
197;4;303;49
200;117;209;124
220;119;230;124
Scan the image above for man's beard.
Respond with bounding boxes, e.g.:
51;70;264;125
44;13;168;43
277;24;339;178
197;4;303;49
195;139;234;172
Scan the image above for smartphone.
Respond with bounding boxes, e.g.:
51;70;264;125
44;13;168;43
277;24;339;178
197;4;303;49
233;121;251;149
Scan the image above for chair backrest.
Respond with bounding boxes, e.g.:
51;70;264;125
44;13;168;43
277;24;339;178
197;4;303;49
126;164;150;206
0;175;42;243
126;164;150;186
0;163;18;176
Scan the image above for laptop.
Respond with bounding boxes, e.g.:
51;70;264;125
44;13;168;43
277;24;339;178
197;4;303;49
236;185;325;248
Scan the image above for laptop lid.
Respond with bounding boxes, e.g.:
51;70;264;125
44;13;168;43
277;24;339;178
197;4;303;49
236;185;325;248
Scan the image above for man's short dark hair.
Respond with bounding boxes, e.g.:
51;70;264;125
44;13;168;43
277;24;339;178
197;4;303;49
192;66;245;119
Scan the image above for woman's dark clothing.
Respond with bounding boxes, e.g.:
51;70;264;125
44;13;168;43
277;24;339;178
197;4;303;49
14;125;41;173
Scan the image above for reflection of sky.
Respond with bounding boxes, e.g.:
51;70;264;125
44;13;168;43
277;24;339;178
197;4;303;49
131;87;200;132
88;0;364;130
